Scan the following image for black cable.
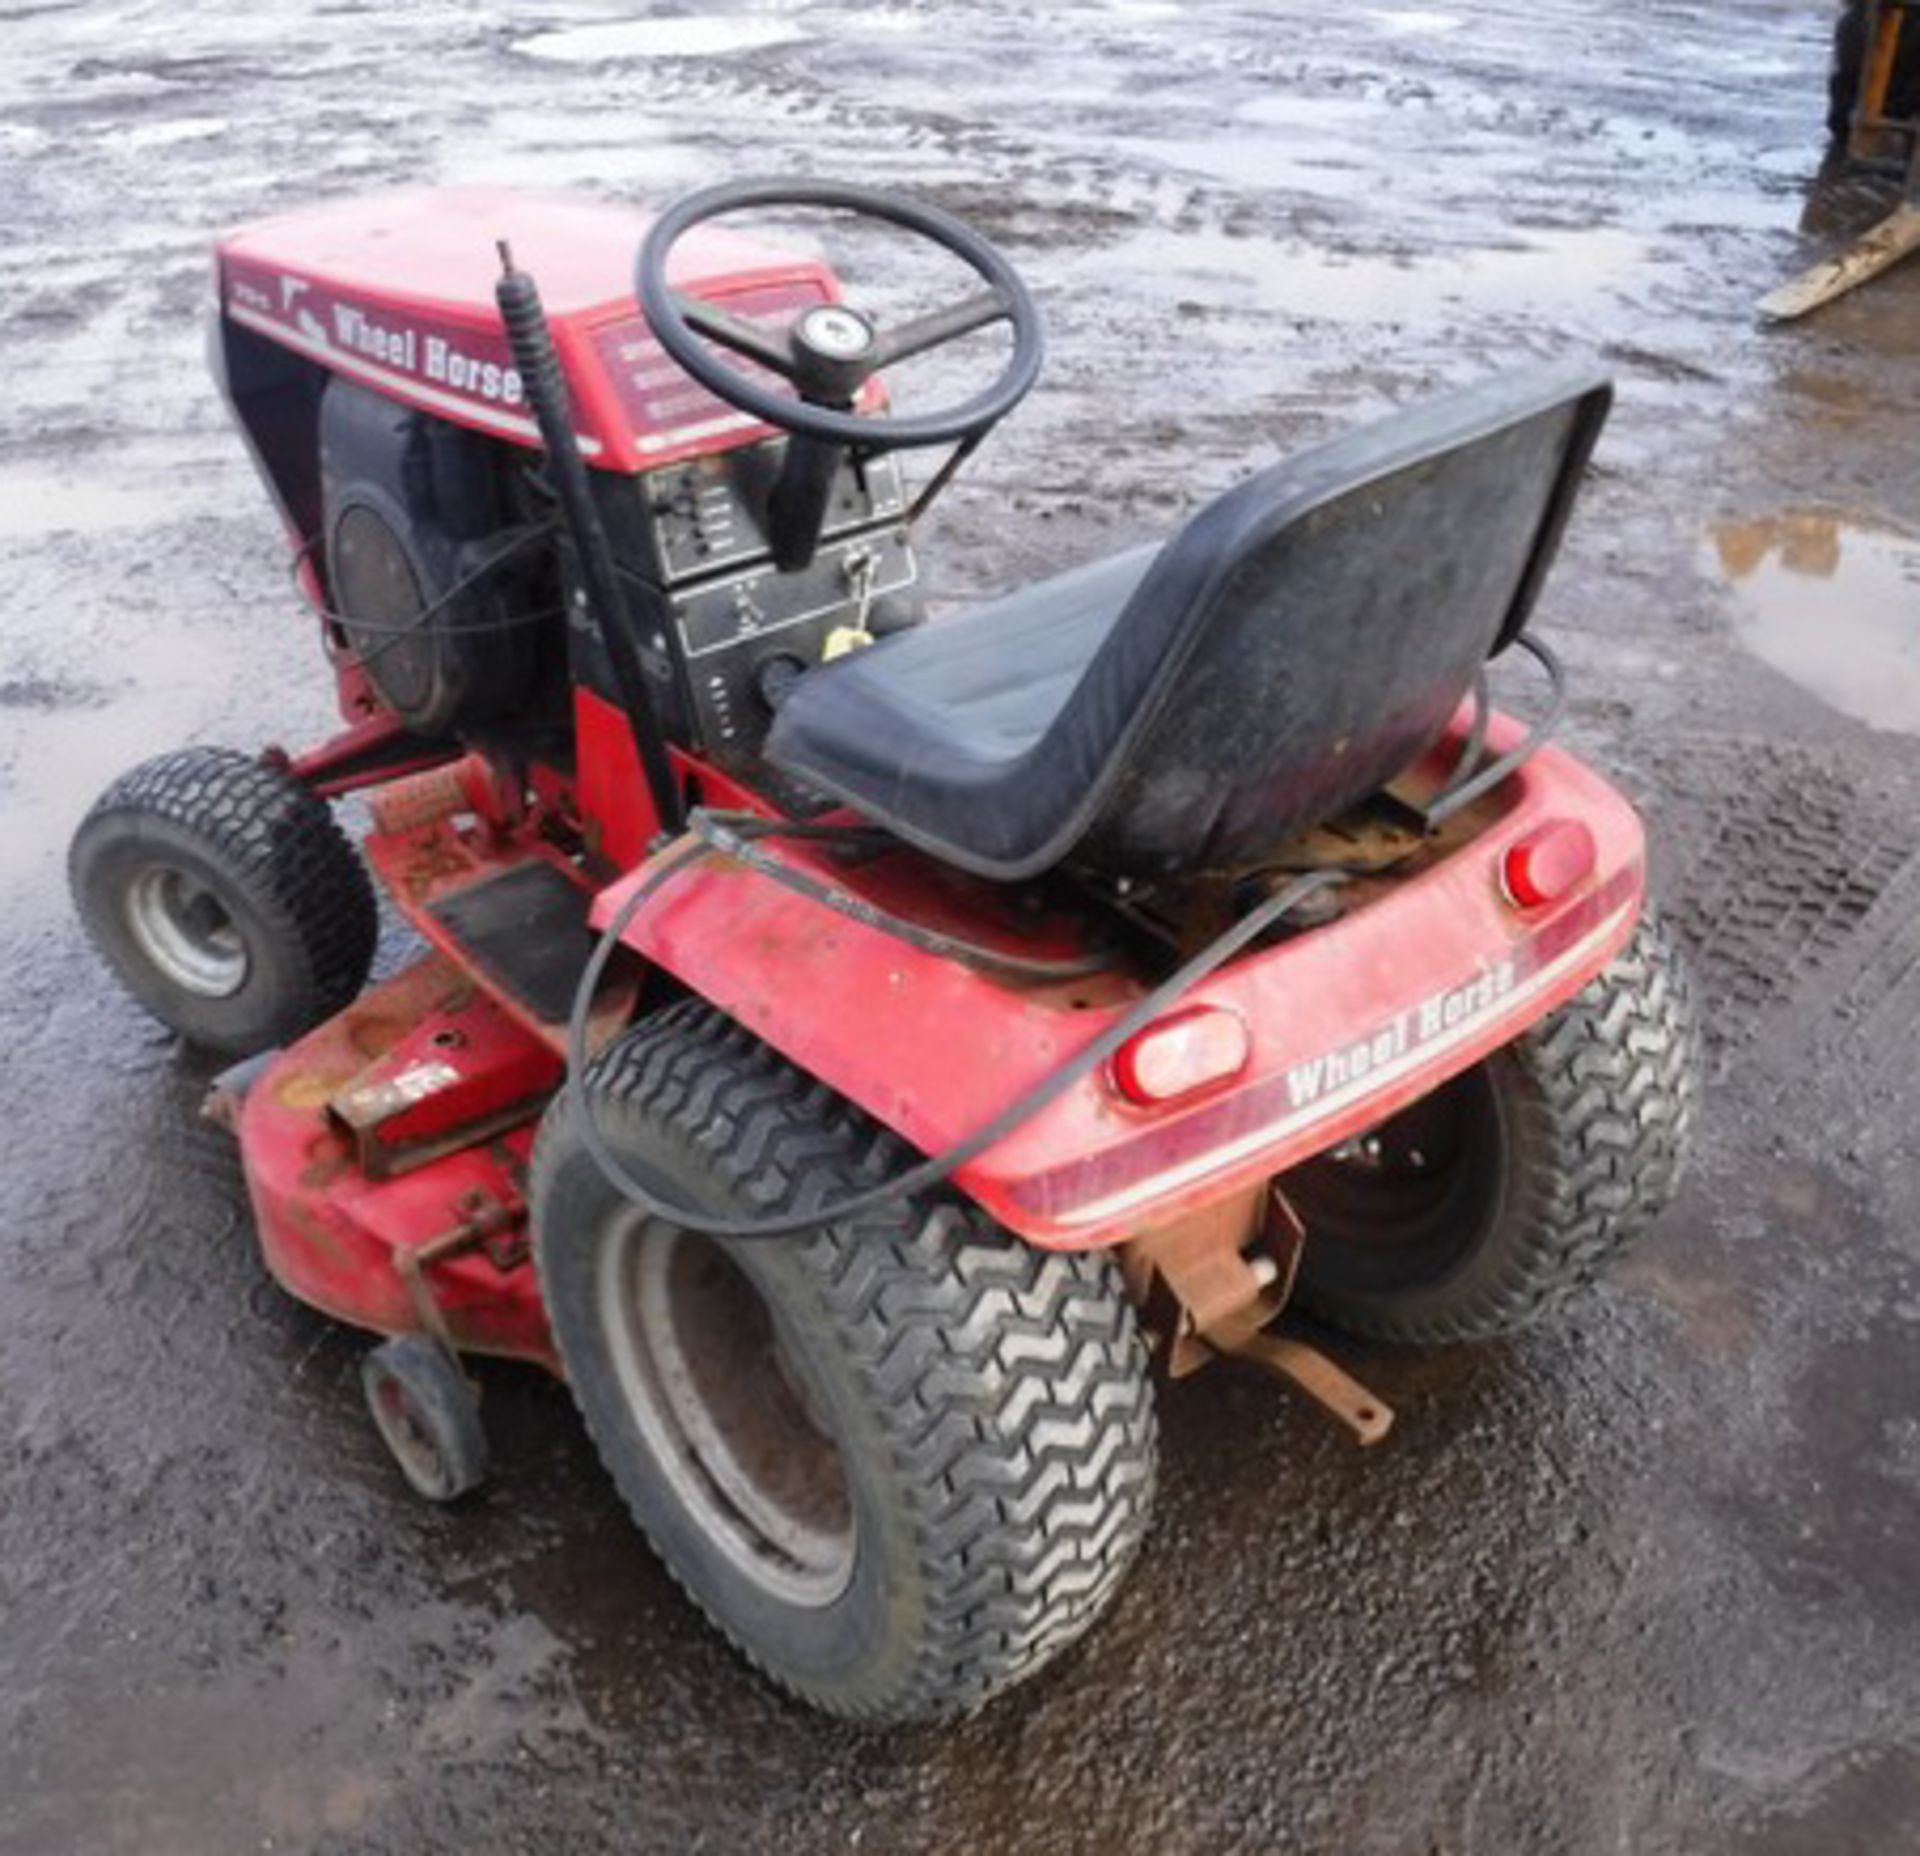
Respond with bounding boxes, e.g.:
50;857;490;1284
564;835;1348;1240
1440;667;1491;793
496;248;685;839
1420;632;1566;828
691;811;1116;982
289;522;562;673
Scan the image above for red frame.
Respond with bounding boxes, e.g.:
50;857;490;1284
219;186;1648;1360
241;694;1641;1356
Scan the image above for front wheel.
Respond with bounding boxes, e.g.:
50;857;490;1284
529;1002;1159;1723
1287;906;1700;1344
69;747;378;1056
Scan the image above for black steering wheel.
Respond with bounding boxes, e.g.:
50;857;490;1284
635;178;1046;454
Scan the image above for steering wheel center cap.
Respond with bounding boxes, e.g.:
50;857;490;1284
796;304;876;361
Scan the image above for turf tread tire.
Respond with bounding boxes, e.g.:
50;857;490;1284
531;1001;1158;1722
70;747;377;1055
1295;907;1699;1344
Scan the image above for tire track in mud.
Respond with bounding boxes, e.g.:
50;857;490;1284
1638;735;1917;1062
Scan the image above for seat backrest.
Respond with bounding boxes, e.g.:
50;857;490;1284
1054;363;1611;877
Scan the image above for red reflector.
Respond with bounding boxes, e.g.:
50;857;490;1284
1111;1007;1251;1106
1502;819;1596;909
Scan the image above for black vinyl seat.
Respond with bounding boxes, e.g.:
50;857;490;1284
767;363;1612;882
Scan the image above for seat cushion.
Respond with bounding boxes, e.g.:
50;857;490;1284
767;543;1158;835
767;363;1612;883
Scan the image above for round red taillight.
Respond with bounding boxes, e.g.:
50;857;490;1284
1501;819;1597;909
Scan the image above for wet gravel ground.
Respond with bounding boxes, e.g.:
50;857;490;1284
5;1;1920;1850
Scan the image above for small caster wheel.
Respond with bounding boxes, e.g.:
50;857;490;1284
361;1335;489;1502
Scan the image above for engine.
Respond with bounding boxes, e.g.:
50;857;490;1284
211;187;923;765
319;379;557;736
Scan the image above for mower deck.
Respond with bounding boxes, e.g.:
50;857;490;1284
227;956;557;1368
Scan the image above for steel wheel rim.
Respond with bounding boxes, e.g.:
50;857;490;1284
1289;1066;1505;1289
599;1220;856;1608
123;865;250;998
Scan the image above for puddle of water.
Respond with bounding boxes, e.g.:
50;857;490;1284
1707;512;1920;735
1081;222;1648;325
102;115;232;151
1368;8;1465;35
517;16;808;62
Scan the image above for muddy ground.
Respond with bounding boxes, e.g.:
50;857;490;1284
4;1;1920;1851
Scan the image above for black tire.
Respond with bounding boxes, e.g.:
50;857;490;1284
69;747;378;1057
362;1335;489;1502
1287;907;1699;1344
530;1002;1158;1723
1830;0;1920;142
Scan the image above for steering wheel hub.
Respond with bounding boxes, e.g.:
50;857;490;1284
635;178;1046;454
795;304;876;363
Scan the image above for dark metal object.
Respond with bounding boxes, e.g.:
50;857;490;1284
426;861;595;1025
394;1187;527;1363
766;433;851;571
1118;1184;1394;1445
494;244;684;839
1849;0;1920;164
269;712;462;800
1764;2;1920;319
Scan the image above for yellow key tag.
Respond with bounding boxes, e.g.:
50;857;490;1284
821;626;874;662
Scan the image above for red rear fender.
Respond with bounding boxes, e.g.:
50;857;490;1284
599;711;1644;1250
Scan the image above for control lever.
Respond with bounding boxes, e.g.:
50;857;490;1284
766;433;846;572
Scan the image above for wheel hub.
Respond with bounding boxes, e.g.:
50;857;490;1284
123;864;249;998
600;1223;856;1608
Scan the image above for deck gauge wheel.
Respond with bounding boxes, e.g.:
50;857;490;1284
361;1334;490;1503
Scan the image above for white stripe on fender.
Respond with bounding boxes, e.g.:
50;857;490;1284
226;303;605;456
634;410;763;453
1044;898;1637;1229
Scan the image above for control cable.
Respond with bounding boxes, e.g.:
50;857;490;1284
563;827;1348;1241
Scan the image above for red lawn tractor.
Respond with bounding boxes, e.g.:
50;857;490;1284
70;180;1697;1722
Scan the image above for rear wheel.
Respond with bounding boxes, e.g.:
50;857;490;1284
1287;907;1698;1343
69;747;378;1056
530;1001;1158;1723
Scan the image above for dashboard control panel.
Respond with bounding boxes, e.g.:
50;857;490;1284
633;446;918;757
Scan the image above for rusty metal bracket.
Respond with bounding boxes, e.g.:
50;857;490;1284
1217;1329;1395;1447
1120;1184;1395;1446
394;1187;525;1380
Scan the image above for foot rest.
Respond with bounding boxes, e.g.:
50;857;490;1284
427;861;592;1026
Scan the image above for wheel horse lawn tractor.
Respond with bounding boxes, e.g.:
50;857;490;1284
70;178;1699;1722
